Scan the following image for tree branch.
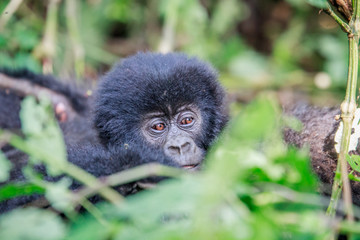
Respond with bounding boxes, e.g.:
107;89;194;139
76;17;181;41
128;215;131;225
0;73;78;121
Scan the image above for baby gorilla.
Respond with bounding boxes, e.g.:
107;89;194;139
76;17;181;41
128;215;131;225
0;52;228;212
94;52;228;170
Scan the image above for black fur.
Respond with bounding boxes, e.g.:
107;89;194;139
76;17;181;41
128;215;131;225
67;143;177;179
0;88;22;129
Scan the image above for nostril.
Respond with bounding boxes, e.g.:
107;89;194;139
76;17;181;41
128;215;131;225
181;142;191;152
168;146;181;155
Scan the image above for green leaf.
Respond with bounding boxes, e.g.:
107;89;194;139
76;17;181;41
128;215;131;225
274;148;317;191
230;95;280;141
16;97;67;175
14;53;42;73
0;208;66;240
0;52;15;68
348;172;360;182
66;213;114;240
346;154;360;172
14;27;40;50
45;178;73;212
0;183;45;201
0;34;7;48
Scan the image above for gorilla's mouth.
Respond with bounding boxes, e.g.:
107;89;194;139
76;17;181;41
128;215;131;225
182;164;199;170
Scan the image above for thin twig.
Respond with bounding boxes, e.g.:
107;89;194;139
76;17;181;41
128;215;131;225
73;163;184;202
64;162;125;206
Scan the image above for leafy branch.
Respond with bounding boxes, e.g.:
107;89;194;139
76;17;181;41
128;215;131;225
306;0;360;232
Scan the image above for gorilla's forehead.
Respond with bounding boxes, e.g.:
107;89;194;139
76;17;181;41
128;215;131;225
118;75;211;115
142;104;199;119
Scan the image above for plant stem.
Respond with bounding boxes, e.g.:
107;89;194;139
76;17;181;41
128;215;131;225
326;171;341;217
327;19;359;225
73;163;184;202
325;3;351;33
33;0;61;74
325;0;360;224
355;0;360;18
65;0;85;78
65;162;124;206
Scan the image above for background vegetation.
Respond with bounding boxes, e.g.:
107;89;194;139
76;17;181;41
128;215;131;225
0;0;359;239
0;0;348;105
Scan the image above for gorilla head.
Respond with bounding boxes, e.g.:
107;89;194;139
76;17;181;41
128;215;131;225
95;52;228;170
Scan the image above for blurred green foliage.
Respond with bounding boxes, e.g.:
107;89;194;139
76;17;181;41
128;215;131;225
0;0;349;101
0;208;66;240
1;94;354;239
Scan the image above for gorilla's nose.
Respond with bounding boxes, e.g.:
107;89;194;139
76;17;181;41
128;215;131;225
164;137;203;168
167;141;191;155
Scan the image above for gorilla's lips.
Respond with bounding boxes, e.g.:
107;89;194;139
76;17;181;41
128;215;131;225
182;163;199;170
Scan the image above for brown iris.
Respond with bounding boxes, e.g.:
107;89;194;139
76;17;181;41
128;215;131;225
152;123;165;131
180;117;193;125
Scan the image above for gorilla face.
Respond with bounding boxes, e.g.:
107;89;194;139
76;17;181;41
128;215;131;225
95;52;228;170
141;104;203;169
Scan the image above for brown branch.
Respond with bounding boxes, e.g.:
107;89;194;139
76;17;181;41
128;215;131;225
0;73;78;121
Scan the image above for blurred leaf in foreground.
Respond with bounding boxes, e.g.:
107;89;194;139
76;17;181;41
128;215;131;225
11;96;67;176
0;208;66;240
0;183;45;201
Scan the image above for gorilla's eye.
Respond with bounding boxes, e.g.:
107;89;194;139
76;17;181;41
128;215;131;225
180;117;194;125
152;123;166;131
